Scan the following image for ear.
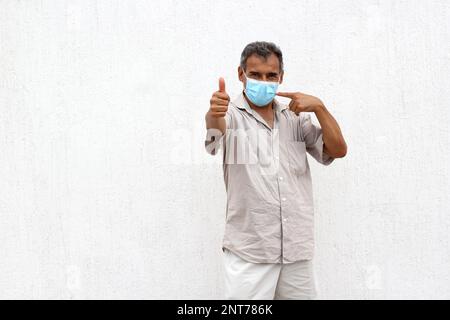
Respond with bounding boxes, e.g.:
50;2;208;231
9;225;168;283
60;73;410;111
279;71;284;84
238;66;245;83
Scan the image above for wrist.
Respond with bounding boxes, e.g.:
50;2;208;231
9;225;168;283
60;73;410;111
314;102;326;113
205;110;214;121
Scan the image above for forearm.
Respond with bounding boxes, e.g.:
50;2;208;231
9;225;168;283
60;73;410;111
205;112;226;135
314;104;347;158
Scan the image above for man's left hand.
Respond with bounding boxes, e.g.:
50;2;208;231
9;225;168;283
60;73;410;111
276;91;324;114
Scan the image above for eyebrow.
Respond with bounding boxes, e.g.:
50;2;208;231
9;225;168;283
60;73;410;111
248;71;279;76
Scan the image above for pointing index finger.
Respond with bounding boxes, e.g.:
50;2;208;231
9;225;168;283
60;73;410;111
276;92;297;98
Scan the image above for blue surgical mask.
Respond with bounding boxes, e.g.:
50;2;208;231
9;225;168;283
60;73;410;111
243;72;280;107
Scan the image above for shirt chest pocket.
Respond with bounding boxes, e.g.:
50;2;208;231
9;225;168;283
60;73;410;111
287;141;307;176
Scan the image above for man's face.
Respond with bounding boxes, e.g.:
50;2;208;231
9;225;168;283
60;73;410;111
238;53;283;86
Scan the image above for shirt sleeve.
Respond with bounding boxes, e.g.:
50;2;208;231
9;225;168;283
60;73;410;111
204;111;232;156
300;113;334;166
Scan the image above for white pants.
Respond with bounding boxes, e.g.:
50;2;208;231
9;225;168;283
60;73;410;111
223;248;317;300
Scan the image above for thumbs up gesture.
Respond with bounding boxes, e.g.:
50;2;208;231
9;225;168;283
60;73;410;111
208;77;230;118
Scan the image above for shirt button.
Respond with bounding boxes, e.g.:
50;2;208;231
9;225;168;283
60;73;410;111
282;197;287;201
283;218;287;222
279;176;283;181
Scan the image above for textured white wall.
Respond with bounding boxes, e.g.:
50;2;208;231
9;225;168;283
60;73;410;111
1;0;449;299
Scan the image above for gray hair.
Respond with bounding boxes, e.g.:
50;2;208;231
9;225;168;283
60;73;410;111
240;41;284;72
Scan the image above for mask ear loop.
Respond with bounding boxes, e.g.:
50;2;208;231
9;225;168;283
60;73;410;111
242;70;249;96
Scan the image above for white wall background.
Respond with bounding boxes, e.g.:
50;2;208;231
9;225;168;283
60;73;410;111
1;0;449;299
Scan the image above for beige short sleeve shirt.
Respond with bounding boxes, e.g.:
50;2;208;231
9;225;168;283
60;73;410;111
205;92;334;264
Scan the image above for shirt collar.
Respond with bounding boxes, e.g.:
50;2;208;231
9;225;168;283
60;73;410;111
232;91;288;113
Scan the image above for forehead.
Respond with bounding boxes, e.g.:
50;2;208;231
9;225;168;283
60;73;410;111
245;53;280;73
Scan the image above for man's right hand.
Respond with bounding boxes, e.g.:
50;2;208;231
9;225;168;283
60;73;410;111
207;77;229;118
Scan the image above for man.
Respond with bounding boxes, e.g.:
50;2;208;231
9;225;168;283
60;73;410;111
204;41;347;300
